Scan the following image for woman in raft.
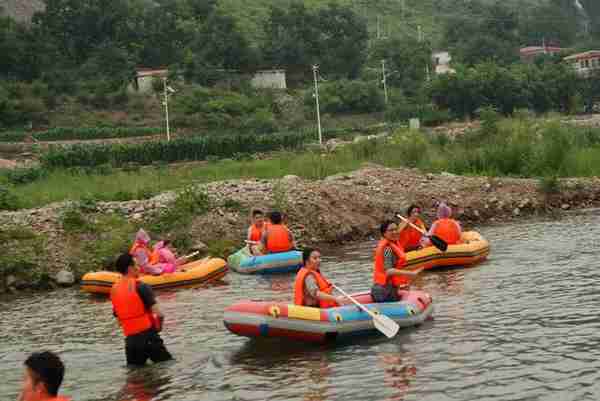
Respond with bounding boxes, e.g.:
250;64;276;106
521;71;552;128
371;220;423;303
151;240;195;273
129;229;188;275
398;204;426;252
294;248;345;308
422;202;462;247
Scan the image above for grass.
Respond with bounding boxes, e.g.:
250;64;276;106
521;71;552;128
4;117;600;211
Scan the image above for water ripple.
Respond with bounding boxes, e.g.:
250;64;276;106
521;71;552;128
2;215;600;400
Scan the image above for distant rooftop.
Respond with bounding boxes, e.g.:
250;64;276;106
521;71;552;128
564;50;600;61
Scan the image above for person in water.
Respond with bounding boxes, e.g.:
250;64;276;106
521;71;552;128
423;202;462;247
371;220;422;303
260;211;295;254
111;253;173;366
18;351;68;401
294;248;345;308
247;209;267;255
398;204;426;252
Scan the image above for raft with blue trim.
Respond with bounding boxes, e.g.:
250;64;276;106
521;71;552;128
81;257;228;295
405;231;489;271
227;247;302;274
223;290;433;343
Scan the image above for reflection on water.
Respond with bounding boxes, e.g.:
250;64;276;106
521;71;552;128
2;212;600;400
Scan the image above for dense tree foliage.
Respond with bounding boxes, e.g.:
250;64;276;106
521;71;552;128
262;2;368;78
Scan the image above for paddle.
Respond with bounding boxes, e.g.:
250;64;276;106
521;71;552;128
397;215;448;252
332;284;399;339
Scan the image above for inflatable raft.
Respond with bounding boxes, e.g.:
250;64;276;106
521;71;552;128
81;257;228;295
405;231;489;271
227;247;302;274
224;290;433;343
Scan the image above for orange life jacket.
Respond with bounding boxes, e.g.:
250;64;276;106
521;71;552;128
398;218;425;251
432;218;462;245
47;397;70;401
265;224;293;253
148;249;160;265
130;242;153;264
294;267;337;308
248;223;265;242
111;277;153;337
373;239;408;287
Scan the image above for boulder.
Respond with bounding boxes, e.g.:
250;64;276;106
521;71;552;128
55;269;75;286
191;241;209;252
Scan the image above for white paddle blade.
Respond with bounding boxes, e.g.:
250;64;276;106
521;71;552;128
373;313;400;338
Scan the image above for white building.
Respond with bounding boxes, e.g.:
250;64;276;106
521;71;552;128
432;51;455;75
250;69;287;89
128;68;169;94
564;50;600;77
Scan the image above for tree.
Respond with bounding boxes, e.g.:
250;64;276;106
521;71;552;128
443;2;520;66
262;2;367;79
33;0;135;65
314;3;368;78
368;37;432;97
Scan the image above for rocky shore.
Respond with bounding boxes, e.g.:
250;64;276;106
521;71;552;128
2;164;599;293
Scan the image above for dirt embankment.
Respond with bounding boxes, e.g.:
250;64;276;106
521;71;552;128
1;164;599;292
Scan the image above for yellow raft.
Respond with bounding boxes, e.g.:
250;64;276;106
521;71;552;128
81;257;228;295
405;231;489;271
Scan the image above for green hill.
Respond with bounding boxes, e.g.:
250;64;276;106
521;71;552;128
218;0;551;48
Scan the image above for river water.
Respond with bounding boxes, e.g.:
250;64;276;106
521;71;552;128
2;213;600;401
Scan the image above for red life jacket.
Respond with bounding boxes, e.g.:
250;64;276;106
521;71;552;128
294;267;337;308
398;218;425;251
432;218;462;245
248;224;265;242
47;397;70;401
111;277;153;337
373;239;408;287
265;225;293;253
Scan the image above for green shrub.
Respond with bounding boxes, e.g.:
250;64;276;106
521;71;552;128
40;131;313;168
306;79;385;114
0;186;21;210
61;207;90;232
149;186;211;233
0;166;48;185
479;106;501;136
538;175;561;194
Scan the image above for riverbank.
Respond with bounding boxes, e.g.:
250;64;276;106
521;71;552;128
2;164;599;293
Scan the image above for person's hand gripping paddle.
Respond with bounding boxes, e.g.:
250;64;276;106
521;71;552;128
397;214;448;252
332;284;399;338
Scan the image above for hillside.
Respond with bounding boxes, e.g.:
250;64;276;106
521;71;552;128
0;0;550;42
0;0;44;22
218;0;549;47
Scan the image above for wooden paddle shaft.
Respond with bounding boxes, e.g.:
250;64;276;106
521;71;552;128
397;215;426;235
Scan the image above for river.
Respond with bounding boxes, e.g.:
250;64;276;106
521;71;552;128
2;213;600;401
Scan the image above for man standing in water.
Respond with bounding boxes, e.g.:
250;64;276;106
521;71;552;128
18;351;69;401
111;253;173;366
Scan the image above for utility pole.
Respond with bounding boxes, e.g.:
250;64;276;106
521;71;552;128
162;76;170;142
312;65;323;145
418;25;422;42
381;59;389;104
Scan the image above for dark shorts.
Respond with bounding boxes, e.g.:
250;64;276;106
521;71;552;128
125;329;173;366
371;284;400;303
